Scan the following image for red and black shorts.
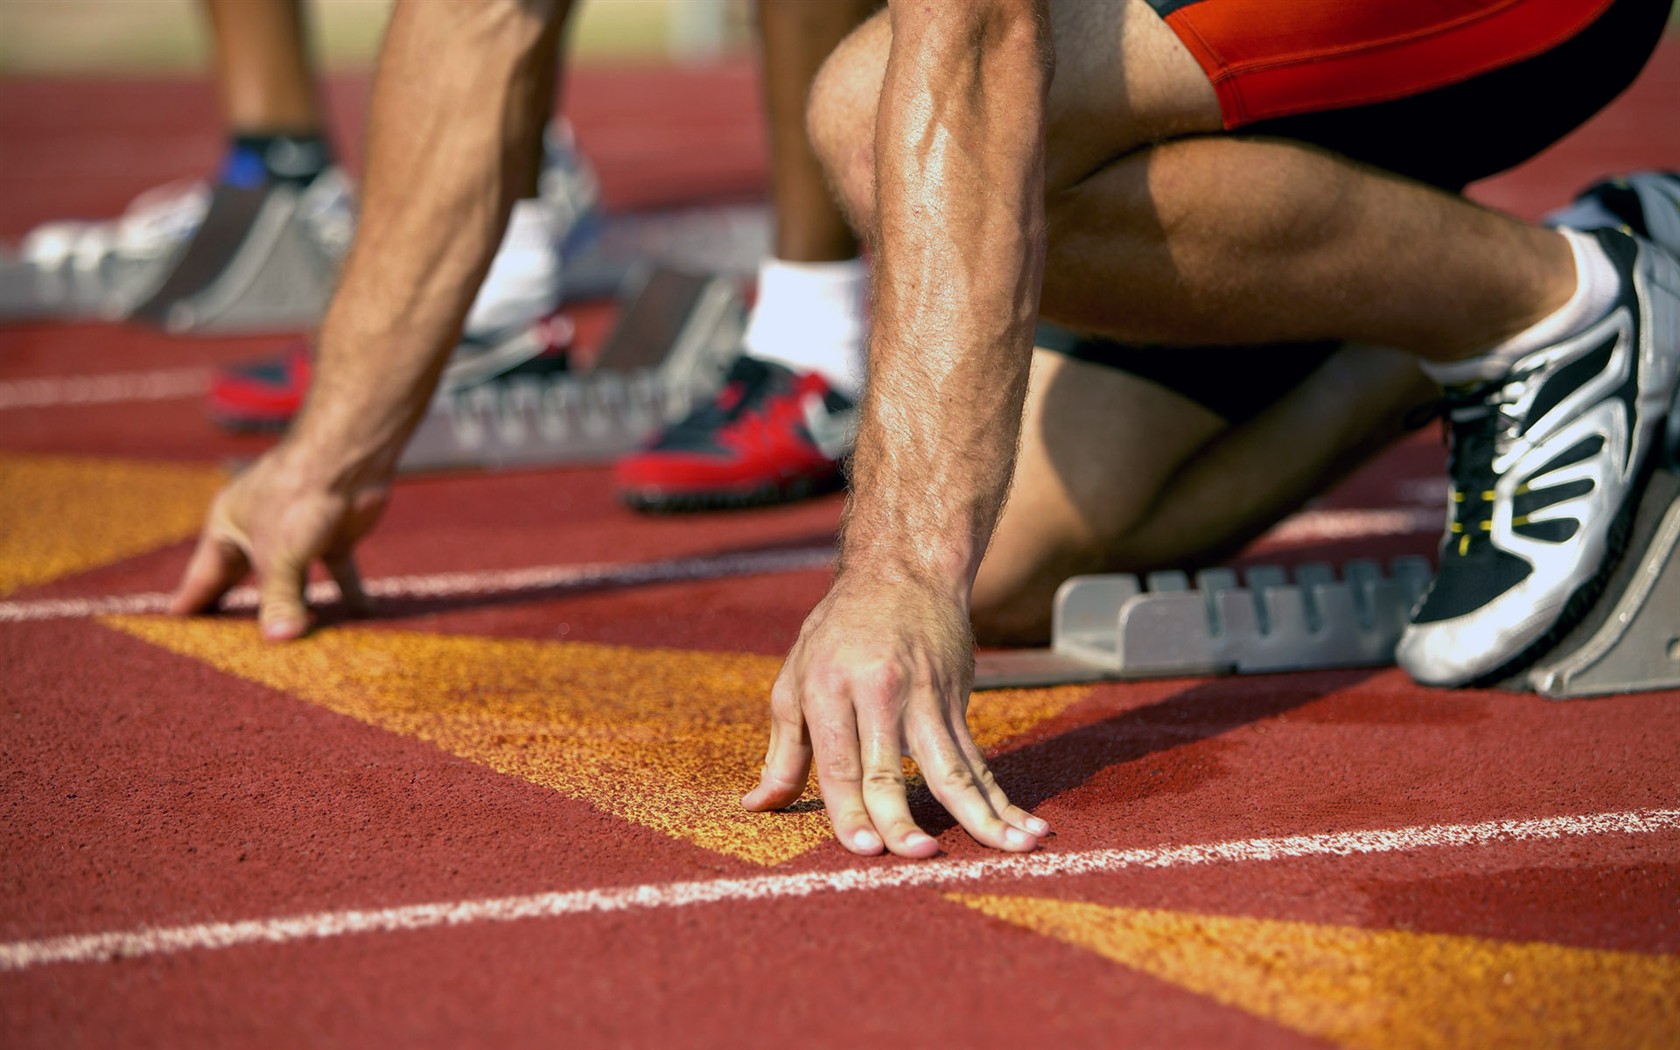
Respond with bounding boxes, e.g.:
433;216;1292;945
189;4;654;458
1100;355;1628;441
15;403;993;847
1050;0;1673;420
1160;0;1671;190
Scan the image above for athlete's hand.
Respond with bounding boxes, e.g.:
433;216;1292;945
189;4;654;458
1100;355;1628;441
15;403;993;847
743;573;1049;857
169;445;389;640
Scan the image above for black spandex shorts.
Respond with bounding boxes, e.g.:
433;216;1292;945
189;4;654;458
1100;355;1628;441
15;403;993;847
1034;325;1344;423
1041;0;1673;422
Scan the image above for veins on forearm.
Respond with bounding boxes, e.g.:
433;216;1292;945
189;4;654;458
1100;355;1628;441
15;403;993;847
840;2;1050;589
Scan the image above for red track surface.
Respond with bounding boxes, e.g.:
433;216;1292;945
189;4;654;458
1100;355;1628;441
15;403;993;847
4;50;1680;1048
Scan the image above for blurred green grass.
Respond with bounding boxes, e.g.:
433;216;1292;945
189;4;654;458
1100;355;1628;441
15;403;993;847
0;0;753;76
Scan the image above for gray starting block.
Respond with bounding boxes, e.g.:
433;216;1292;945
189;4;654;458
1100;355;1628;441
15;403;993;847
0;229;194;323
126;180;345;333
1511;466;1680;698
974;558;1432;689
3;191;760;331
397;265;743;472
0;247;99;320
0;176;349;333
558;203;770;303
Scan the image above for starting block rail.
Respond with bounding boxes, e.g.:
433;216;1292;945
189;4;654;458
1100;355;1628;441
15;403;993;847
398;266;743;472
974;558;1432;690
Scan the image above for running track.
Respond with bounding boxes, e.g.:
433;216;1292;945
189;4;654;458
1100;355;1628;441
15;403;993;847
3;49;1679;1048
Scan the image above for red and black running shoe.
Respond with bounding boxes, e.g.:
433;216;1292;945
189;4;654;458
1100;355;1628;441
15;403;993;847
206;312;576;432
613;354;856;512
206;340;312;432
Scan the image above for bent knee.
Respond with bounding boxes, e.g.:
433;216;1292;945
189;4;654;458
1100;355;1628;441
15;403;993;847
972;576;1056;648
973;529;1120;647
975;507;1197;646
807;10;889;232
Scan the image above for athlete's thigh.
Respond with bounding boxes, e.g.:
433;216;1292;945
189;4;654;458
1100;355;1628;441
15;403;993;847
1040;0;1220;193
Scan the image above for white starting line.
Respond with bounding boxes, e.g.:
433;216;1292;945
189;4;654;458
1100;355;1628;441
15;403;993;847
0;368;211;410
0;506;1443;626
0;546;838;624
3;807;1674;973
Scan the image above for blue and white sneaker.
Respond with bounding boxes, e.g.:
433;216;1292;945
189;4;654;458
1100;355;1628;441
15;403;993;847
1397;227;1680;686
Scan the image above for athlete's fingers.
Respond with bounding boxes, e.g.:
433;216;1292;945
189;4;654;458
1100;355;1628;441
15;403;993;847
256;550;312;642
169;531;250;615
909;711;1037;853
807;697;882;855
858;718;938;858
951;718;1049;837
742;678;814;811
326;550;374;617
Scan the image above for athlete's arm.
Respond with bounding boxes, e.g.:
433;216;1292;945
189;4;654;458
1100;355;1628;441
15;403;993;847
171;0;564;638
743;0;1054;855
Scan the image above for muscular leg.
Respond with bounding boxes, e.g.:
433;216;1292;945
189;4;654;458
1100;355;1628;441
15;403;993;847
758;0;877;264
516;11;568;200
203;0;322;134
1040;137;1570;359
811;0;1574;361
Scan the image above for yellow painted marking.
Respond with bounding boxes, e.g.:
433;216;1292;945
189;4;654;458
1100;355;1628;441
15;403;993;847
951;895;1680;1049
0;454;223;597
101;616;1089;866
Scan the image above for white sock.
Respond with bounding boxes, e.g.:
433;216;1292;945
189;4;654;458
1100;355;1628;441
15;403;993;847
465;197;563;337
1421;228;1619;386
743;256;868;398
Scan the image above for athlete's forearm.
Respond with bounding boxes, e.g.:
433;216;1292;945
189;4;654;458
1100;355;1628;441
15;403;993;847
840;0;1052;595
282;0;562;485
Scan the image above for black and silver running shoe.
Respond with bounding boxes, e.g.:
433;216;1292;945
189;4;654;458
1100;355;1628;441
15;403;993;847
1396;228;1680;686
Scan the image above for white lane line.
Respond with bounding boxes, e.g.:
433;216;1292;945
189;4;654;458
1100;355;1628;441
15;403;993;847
3;807;1673;973
0;368;211;410
0;546;836;623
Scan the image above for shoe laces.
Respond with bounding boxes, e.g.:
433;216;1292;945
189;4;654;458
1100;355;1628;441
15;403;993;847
664;356;793;439
1439;372;1533;556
